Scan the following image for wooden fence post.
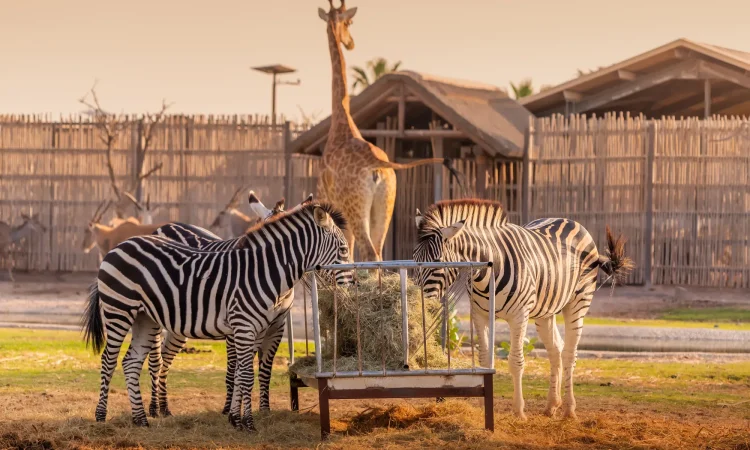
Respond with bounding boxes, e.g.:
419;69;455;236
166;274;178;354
643;121;656;287
521;119;534;225
283;121;293;204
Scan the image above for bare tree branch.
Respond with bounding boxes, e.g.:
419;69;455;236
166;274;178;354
138;162;163;181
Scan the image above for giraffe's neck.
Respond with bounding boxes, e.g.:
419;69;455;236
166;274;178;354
326;21;361;149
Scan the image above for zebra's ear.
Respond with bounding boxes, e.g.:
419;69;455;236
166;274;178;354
313;206;334;230
415;209;423;228
440;220;465;242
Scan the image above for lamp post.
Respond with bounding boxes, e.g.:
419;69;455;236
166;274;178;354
251;64;300;126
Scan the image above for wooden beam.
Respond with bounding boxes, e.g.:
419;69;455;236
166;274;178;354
708;92;750;114
398;84;406;136
704;79;711;118
674;48;690;59
360;129;465;139
570;59;700;114
617;70;637;81
652;86;745;117
697;60;750;90
385;95;420;102
562;90;582;102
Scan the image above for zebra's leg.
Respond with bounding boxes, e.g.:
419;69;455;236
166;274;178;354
95;309;136;423
222;334;236;415
147;329;164;418
122;312;161;427
507;313;530;420
156;332;188;417
560;293;592;420
471;301;491;367
228;330;259;432
258;318;286;412
535;315;563;417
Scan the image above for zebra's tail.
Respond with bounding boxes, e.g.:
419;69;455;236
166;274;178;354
82;280;105;354
598;225;635;285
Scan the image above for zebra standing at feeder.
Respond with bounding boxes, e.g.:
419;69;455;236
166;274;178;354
82;202;352;431
413;199;633;420
145;192;314;418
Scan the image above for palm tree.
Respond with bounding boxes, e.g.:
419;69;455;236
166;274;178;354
509;79;534;99
351;57;402;93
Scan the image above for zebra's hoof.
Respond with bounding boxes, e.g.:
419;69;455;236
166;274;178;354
241;417;257;433
149;406;159;418
132;417;149;427
159;408;173;418
221;405;230;415
228;412;242;429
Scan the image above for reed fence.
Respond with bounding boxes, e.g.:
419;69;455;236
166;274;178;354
1;114;747;287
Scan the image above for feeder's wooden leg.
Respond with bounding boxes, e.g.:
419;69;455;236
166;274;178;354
435;397;445;403
290;372;300;411
484;373;495;432
318;379;330;440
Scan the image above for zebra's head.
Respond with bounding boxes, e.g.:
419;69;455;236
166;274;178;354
310;204;353;286
413;208;466;300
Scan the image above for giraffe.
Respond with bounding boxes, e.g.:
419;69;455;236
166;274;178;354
317;0;459;262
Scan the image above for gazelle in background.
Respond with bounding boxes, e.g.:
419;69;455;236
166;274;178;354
209;187;279;237
0;210;47;281
82;200;165;260
123;192;161;225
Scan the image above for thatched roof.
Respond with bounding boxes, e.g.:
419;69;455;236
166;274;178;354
522;39;750;117
290;71;533;158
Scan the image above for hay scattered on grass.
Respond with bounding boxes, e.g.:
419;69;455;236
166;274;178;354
291;270;472;375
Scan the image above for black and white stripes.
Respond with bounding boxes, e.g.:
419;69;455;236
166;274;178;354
413;199;632;420
83;202;351;431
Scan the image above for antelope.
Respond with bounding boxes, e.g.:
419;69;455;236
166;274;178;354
82;200;165;259
209;187;269;237
123;192;161;225
1;211;47;281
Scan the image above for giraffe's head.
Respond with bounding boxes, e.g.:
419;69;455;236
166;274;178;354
318;0;358;50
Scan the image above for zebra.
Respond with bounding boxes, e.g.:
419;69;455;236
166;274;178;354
141;192;314;418
412;199;633;420
82;202;352;431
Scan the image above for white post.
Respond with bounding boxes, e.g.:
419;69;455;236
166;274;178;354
310;274;323;373
399;268;409;368
487;266;496;369
286;310;295;365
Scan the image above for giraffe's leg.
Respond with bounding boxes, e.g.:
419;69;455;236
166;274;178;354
535;315;563;417
344;228;356;263
122;313;161;427
369;170;396;261
157;332;188;417
345;191;378;263
222;334;236;415
147;328;164;418
507;312;530;420
258;316;286;412
94;308;136;423
228;330;259;432
560;291;593;420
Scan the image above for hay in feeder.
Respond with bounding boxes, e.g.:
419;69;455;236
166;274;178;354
290;270;473;376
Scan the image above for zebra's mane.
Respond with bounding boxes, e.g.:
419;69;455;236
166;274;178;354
237;202;347;249
418;199;508;237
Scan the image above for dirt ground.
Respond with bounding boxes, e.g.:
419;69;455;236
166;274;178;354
2;272;749;327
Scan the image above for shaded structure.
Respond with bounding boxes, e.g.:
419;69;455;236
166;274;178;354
522;39;750;118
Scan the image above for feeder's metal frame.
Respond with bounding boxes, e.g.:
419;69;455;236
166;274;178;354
287;260;496;440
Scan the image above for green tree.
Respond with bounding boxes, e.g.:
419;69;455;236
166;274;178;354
351;57;402;93
509;79;534;99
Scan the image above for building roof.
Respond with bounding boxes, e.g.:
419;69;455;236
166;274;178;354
522;39;750;117
290;70;533;158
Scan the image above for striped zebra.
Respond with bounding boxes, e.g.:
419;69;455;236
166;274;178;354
413;199;632;420
141;192;313;418
82;202;351;431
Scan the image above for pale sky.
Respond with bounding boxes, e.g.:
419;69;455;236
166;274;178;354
1;0;749;122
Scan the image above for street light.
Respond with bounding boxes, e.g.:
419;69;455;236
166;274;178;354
251;64;301;126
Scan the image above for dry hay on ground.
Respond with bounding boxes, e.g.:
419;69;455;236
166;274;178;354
291;270;473;375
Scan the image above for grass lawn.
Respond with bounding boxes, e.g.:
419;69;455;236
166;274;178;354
1;328;749;449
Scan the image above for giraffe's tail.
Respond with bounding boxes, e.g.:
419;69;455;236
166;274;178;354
376;158;465;193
